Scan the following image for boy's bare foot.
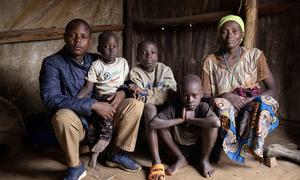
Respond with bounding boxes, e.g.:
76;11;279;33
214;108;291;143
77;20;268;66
198;160;215;178
165;157;188;176
91;139;110;153
88;152;100;168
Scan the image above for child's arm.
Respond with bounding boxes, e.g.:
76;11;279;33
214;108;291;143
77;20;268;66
149;107;186;129
128;84;147;95
150;117;184;129
146;66;177;105
186;109;220;128
77;81;94;98
129;65;177;105
128;68;148;101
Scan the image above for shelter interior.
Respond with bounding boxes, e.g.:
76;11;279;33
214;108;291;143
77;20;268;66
0;0;299;179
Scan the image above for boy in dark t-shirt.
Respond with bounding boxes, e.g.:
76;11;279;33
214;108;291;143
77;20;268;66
146;74;220;180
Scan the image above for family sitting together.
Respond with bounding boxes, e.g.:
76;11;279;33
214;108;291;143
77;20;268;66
39;15;279;180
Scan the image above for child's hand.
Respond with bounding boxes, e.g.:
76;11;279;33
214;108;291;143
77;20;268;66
185;110;195;120
128;84;145;94
106;93;116;102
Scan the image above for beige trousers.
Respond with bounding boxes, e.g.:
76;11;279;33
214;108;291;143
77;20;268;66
52;98;144;167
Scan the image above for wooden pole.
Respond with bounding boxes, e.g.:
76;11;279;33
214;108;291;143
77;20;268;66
243;0;257;49
123;0;134;65
0;24;124;44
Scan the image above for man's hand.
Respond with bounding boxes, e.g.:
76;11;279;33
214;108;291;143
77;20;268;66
92;101;116;119
222;92;248;111
107;90;126;109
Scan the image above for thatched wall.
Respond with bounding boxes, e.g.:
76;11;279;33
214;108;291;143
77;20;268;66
132;0;233;76
256;10;300;126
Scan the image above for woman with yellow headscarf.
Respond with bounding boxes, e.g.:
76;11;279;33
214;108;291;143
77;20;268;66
202;15;279;163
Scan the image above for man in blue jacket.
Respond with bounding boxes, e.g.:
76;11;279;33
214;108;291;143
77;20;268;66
39;19;144;180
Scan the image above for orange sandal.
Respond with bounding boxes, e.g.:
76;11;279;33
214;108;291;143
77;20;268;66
148;164;165;180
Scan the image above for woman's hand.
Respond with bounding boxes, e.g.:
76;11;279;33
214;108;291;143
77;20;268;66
245;96;255;104
222;92;248;111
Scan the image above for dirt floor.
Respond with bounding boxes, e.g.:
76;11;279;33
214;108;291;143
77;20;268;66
0;126;299;180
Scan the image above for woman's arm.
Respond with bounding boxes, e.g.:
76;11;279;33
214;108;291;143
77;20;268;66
245;53;278;102
77;81;94;98
242;68;277;105
258;65;277;98
203;92;247;111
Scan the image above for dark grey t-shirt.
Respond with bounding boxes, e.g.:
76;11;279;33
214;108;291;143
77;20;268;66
157;102;210;145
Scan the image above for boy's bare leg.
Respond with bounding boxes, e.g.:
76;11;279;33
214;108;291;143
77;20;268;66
88;138;111;168
145;104;165;180
88;118;113;168
264;144;300;164
159;128;188;176
91;138;110;152
144;104;162;164
88;152;100;167
91;118;113;153
198;127;218;178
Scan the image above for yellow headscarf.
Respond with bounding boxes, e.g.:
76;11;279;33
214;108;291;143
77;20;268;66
217;15;244;38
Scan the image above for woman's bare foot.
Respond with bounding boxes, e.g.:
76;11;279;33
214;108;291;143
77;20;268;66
198;160;215;178
165;157;188;176
91;138;110;153
88;152;100;168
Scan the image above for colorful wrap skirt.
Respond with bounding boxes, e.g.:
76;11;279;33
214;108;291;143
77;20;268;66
213;95;279;163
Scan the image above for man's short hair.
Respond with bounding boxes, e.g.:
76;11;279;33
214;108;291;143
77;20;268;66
65;19;91;35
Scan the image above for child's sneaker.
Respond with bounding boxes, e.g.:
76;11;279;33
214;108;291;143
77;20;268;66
64;163;86;180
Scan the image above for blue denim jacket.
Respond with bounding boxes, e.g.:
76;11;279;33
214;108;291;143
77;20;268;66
39;47;99;127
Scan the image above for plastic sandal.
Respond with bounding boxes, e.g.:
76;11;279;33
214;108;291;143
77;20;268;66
148;164;165;180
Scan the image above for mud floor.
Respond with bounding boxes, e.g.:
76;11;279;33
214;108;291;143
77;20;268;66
0;127;299;180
